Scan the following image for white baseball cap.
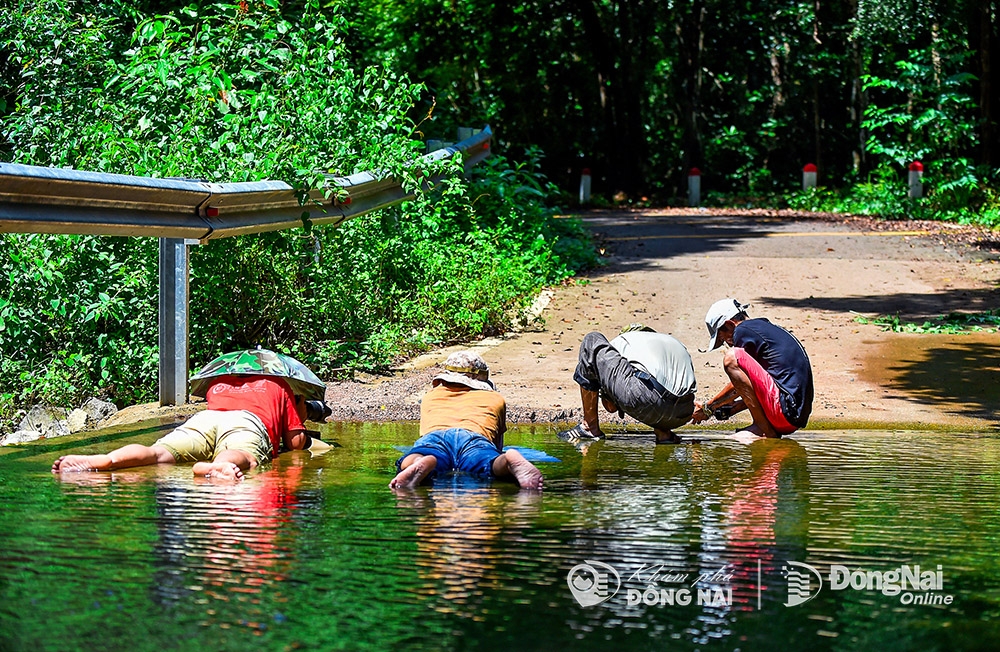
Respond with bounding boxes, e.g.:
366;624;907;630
703;298;750;352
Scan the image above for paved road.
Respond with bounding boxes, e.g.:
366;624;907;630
469;210;999;431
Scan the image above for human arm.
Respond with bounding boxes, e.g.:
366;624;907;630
716;397;747;419
691;383;741;423
284;429;309;451
282;393;309;451
580;388;606;437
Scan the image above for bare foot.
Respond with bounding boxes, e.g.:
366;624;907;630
389;456;436;489
654;428;682;444
732;425;764;445
503;449;544;490
52;454;113;473
192;461;244;481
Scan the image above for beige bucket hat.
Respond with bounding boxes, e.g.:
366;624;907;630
432;350;496;391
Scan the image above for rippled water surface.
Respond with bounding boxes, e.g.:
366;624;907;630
2;423;1000;651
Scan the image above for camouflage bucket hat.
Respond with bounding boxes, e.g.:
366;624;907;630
432;350;496;391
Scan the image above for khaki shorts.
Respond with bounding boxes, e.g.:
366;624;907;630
155;409;273;466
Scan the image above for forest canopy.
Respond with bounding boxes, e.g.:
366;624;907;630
341;0;998;215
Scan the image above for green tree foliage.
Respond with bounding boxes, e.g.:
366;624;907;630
342;0;999;214
2;0;423;183
0;0;594;429
852;0;999;218
781;0;1000;222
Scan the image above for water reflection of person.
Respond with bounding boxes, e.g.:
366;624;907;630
723;438;811;611
150;452;310;633
393;486;540;619
572;437;606;489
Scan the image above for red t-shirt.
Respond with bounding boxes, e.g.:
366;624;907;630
205;375;304;453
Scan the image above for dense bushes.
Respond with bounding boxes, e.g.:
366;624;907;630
783;165;1000;226
703;162;1000;226
0;1;595;431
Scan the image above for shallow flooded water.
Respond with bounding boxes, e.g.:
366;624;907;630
2;423;1000;651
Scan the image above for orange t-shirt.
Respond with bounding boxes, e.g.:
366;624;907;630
419;383;507;447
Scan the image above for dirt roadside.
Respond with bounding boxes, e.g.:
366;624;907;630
322;209;1000;432
101;209;1000;434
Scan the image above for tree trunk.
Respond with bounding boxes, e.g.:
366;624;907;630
814;78;823;172
974;1;998;165
848;0;868;174
576;0;649;198
675;0;706;188
813;0;823;172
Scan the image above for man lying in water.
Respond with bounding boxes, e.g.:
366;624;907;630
52;375;313;481
389;350;544;490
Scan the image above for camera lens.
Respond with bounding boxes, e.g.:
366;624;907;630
305;400;331;422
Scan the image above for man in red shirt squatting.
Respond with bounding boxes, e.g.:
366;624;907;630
691;298;813;440
52;375;310;481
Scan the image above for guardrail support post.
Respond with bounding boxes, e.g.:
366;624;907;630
159;237;190;405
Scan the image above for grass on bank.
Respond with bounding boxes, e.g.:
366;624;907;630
852;311;1000;334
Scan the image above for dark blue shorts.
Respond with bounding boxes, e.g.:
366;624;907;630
396;428;501;477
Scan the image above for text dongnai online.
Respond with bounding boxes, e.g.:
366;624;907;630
830;564;951;604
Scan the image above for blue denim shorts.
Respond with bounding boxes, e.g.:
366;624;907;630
396;428;501;477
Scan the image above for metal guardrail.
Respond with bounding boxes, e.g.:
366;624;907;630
0;126;492;240
0;126;493;405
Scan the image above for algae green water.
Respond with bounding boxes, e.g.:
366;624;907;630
2;423;1000;651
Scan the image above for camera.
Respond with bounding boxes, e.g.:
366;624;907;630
713;405;733;420
305;400;332;422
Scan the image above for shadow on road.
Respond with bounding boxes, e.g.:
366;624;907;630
578;214;795;278
764;289;1000;322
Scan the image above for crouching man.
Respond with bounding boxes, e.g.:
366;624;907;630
693;299;813;439
562;324;698;444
